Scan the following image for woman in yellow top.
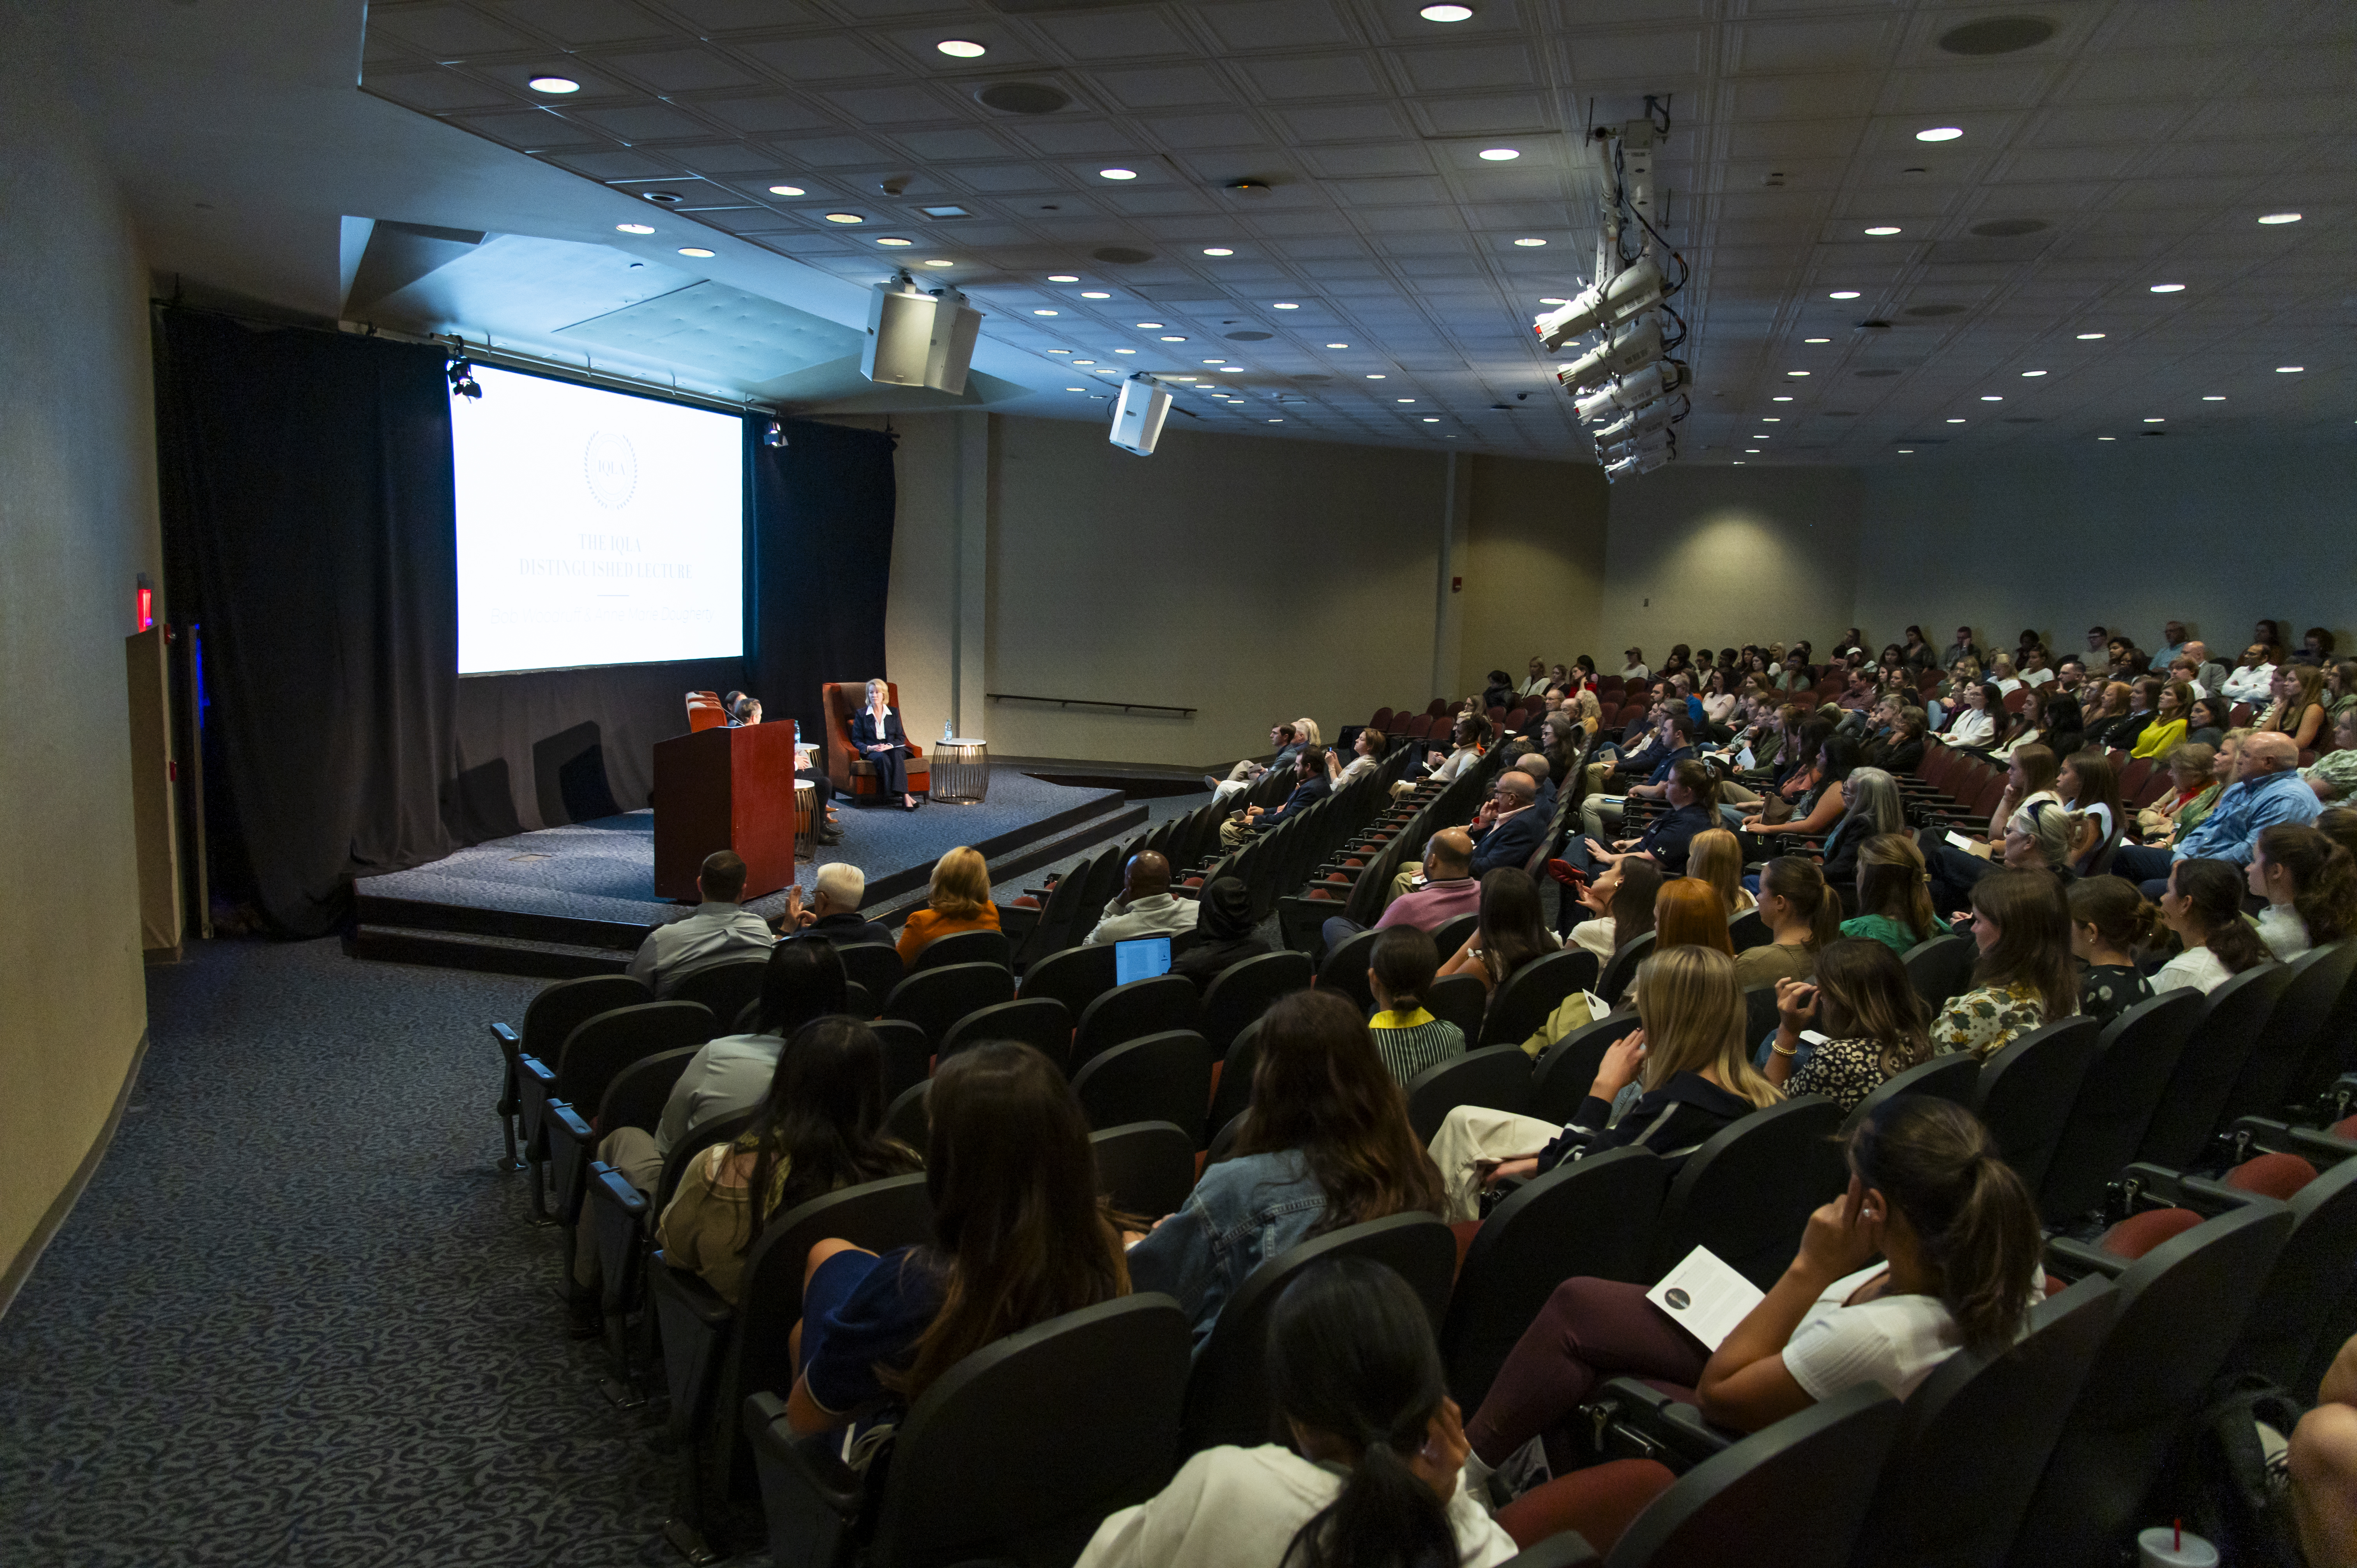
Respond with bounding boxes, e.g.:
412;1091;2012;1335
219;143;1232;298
2129;680;2196;759
896;845;1001;962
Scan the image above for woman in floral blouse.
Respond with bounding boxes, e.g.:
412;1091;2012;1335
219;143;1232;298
1932;869;2080;1060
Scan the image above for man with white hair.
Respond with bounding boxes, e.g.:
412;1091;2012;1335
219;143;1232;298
776;863;896;947
2111;731;2319;896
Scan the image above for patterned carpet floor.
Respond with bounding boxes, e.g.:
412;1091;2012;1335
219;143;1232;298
0;939;716;1568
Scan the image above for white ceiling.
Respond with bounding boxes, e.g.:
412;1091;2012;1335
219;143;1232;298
60;0;2357;464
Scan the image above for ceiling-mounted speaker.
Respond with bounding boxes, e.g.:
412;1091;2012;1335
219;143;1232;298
1109;374;1171;456
862;278;983;393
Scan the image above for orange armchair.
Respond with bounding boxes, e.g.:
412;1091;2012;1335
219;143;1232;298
823;682;929;798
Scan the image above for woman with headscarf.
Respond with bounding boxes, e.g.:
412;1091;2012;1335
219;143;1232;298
1171;876;1269;992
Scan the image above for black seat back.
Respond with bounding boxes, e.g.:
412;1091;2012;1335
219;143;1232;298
1203;1018;1263;1145
1971;1016;2103;1195
1404;1045;1534;1144
524;974;654;1060
1901;934;1975;1007
1430;912;1481;960
866;1017;933;1102
2136;962;2294;1168
2236;1154;2357;1400
1481;948;1603;1049
883;961;1017;1045
2286;936;2357;1103
1017;850;1099;962
1072;975;1203;1075
1848;1275;2117;1568
558;1001;720;1108
1647;1096;1849;1289
733;1173;936;1419
2010;1202;2294;1565
1087;1121;1196;1220
667;957;772;1033
1595;929;1656;1005
596;1044;703;1137
1200;950;1314;1052
2036;989;2203;1224
1530;1011;1638;1124
909;926;1012;974
1426;972;1489;1040
833;940;904;1004
1072;1031;1216;1139
1741;984;1781;1054
1727;908;1771;952
884;1080;931;1146
1441;1148;1668;1407
938;997;1073;1070
1180;1212;1456;1457
1315;927;1380;1009
2224;938;2353;1123
1018;942;1120;1019
1611;1384;1902;1568
1838;1051;1979;1137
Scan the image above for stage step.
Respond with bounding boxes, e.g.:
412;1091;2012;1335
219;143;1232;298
347;922;631;980
866;800;1150;925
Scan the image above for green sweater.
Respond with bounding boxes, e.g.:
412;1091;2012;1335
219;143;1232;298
1841;913;1924;957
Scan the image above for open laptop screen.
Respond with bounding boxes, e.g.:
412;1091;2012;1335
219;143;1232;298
1115;936;1173;985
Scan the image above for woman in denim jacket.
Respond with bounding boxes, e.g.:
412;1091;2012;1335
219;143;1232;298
1128;990;1444;1352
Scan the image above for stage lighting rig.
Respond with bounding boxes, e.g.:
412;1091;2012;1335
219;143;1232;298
1531;108;1691;481
446;355;482;400
762;419;787;447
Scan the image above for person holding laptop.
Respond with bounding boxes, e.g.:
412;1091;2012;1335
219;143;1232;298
1082;851;1197;946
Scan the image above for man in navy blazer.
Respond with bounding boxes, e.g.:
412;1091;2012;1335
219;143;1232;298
1469;772;1546;876
1220;747;1332;847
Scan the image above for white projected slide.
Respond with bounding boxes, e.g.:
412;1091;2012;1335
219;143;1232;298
452;366;744;675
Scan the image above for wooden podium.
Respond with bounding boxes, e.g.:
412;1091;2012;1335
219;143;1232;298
652;722;799;902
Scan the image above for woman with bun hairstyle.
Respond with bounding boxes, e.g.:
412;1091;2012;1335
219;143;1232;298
1077;1257;1518;1568
2065;877;2160;1026
2248;823;2357;961
2152;858;2275;995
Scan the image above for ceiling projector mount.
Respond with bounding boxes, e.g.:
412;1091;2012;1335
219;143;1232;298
1534;104;1692;483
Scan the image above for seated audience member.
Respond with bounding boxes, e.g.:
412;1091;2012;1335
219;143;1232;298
1512;750;1557;815
1079;1257;1516;1568
1686;826;1756;915
1821;766;1906;886
2290;1331;2357;1568
656;1017;922;1307
1460;1098;2039;1492
895;845;1000;962
1866;705;1928;775
1083;850;1198;946
627;849;774;996
1737;856;1841;988
2322;805;2357;863
2057;748;2124;875
1935;680;2003;751
1569;759;1718;878
2153;620;2189;669
1765;939;1932;1109
1328;727;1385;788
1942;625;1982;669
2186;696;2231;748
1481;669;1516;710
1518;655;1551;697
2135;742;2221;848
1842;834;1942;957
2330;660;2357;725
2129;681;2194;759
1396;715;1485;797
1209;721;1305;804
2184;641;2230;696
1464;770;1547;875
1699;666;1739;727
2050;656;2089;701
1439;869;1558;997
2111;731;2320;896
2104;636;2150;680
1128;991;1443;1349
2307;706;2357;803
2263;664;2330;752
1739;735;1861;849
1340;828;1479;955
1986;652;2023;696
1564;856;1661;964
2220;641;2279;706
1582;712;1696;842
1619;646;1650;681
726;695;841;844
2248;823;2357;961
1367;927;1468;1086
782;1042;1130;1434
1932;869;2077;1058
2292;626;2338;668
1173;878;1269;992
1653;877;1736;960
2152;857;2276;994
2065;877;2159;1026
1900;625;1938;670
1428;945;1780;1222
776;863;895;948
1221;747;1332;848
2016;645;2055;687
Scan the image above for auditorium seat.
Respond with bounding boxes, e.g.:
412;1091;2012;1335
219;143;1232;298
1086;1120;1196;1219
1071;1031;1214;1138
820;680;929;800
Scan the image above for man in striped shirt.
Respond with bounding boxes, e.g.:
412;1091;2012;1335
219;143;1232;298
1366;926;1466;1086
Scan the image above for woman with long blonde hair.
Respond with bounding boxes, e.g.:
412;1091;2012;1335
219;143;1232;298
896;845;1000;962
1687;827;1757;915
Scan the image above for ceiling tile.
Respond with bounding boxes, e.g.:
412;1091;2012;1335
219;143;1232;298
367;3;539;56
1004;119;1144;156
1271;103;1415;142
451;109;606;151
733;35;900;81
698;93;838;133
1140;112;1264;149
944;163;1067;192
1301;143;1437;178
1088;66;1237;110
1025;9;1198;60
1195;0;1355;53
1236;53;1385;101
366;70;520;114
889;126;1021;160
1393;44;1539;92
1412;94;1552;136
591;46;769;92
1562;28;1702;80
572;102;719;141
1729;17;1899;76
769;133;903;166
822;84;965;123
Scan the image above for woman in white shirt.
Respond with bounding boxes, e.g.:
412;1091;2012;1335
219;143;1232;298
1986;653;2023;697
1699;666;1739;727
1937;681;2000;751
1078;1258;1517;1568
2153;857;2277;994
1455;1097;2041;1500
1330;727;1383;788
2249;823;2357;961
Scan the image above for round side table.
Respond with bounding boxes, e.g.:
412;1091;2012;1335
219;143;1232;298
930;738;989;803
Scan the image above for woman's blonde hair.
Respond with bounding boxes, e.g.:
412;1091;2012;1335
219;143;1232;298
1687;828;1747;915
1576;690;1602;724
1633;945;1782;1109
1293;717;1323;748
929;846;992;919
864;677;889;702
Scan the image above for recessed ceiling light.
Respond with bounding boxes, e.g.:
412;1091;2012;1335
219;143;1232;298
2201;395;2224;401
936;39;986;57
1746;449;1760;454
1539;297;1569;305
1048;274;1080;282
1732;461;1746;466
1897;448;1915;453
1135;321;1164;328
2149;283;2185;293
1915;126;1963;141
677;247;716;257
1420;3;1474;18
1074;359;1095;365
1080;290;1110;298
1033;309;1058;316
1752;434;1770;440
1479;148;1520;161
1219;365;1242;371
876;237;913;246
1203;358;1225;364
768;184;805;197
1047;348;1071;354
1159;334;1186;341
1267;418;1284;423
2075;332;2105;339
1170;375;1196;381
1772;395;1793;402
1098;168;1138;180
1367;374;1386;379
1423;417;1440;422
1397;398;1415;403
1760;417;1780;422
1804;337;1830;344
2098;436;2116;441
922;258;955;268
1327;342;1349;348
2143;417;2164;423
1863;225;1902;236
1829;290;1861;300
2257;212;2302;225
1981;395;2002;401
615;222;656;234
1065;386;1083;391
1203;247;1234;256
1786;371;1809;377
1272;302;1299;310
1946;418;1966;424
529;76;581;94
1115;348;1136;354
824;212;864;224
2021;369;2046;377
1513;237;1547;247
2276;365;2305;373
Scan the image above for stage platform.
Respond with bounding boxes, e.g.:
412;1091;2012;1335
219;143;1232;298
351;764;1165;977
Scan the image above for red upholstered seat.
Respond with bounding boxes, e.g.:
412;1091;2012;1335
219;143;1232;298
2099;1207;2204;1261
1012;895;1040;909
1497;1459;1679;1556
1307;888;1332;900
1184;876;1205;888
1323;872;1348;883
2226;1151;2318;1200
1450;1218;1482;1276
2334;1113;2357;1141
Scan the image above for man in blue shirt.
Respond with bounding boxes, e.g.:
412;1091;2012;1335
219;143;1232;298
1582;712;1696;844
2112;732;2318;896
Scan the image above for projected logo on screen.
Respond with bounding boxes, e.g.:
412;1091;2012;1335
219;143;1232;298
584;431;638;510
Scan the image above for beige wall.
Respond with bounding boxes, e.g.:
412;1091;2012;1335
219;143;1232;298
1597;466;1864;667
1459;454;1610;692
0;0;161;1288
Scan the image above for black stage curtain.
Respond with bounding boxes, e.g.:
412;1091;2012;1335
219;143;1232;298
748;418;898;743
156;309;462;937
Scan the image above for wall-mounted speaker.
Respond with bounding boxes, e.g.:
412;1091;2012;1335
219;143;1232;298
862;278;982;394
1109;374;1170;457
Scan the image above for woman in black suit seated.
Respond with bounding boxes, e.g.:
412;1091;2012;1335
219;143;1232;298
851;677;920;810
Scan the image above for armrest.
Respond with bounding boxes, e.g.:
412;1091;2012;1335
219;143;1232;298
491;1022;521;1113
2043;1234;2131;1283
547;1100;597;1225
994;902;1040;946
589;1160;650;1221
746;1391;866;1563
1581;1376;1737;1471
2173;1173;2282;1213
